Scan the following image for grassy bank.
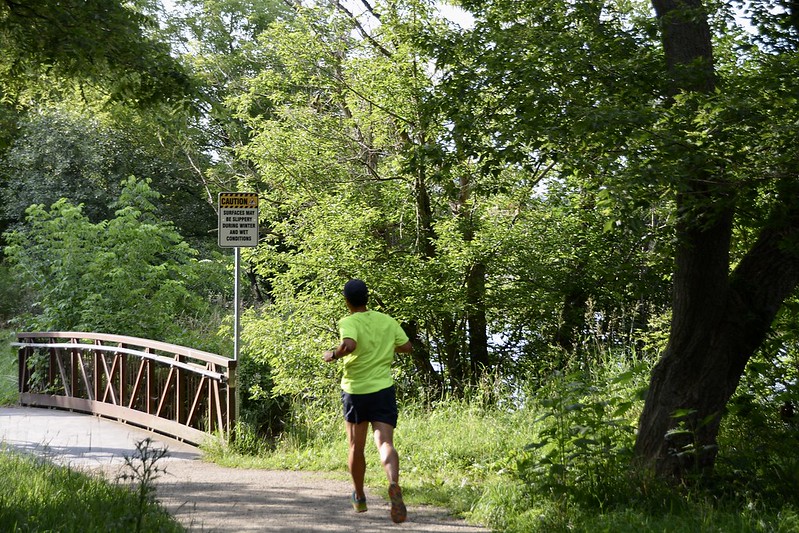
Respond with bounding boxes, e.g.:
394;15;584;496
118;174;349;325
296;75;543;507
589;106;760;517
1;333;184;532
0;449;184;533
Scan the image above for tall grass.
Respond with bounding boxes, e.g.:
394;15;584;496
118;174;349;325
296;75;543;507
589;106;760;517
210;351;799;532
0;449;184;532
0;330;18;405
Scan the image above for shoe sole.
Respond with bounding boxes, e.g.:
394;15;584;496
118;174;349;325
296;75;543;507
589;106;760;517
352;492;367;513
388;484;407;523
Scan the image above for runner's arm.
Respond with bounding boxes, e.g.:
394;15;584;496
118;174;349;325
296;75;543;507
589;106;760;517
395;340;413;353
323;338;356;362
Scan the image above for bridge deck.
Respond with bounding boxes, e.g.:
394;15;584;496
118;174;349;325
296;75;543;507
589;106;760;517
0;406;200;467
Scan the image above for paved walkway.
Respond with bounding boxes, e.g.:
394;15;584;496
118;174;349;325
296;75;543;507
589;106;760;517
0;407;489;532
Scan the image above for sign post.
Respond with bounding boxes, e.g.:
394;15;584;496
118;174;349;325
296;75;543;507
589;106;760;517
218;192;259;363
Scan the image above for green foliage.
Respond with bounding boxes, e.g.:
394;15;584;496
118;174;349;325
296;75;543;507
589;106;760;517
0;449;183;532
716;331;799;507
0;0;193;107
0;263;26;326
233;349;292;442
162;0;294;192
0;108;124;225
226;0;675;405
241;292;339;399
203;392;343;469
3;177;229;347
0;104;216;243
512;366;646;508
229;2;472;396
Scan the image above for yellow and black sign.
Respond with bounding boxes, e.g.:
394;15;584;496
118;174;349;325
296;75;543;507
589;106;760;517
219;192;258;209
218;192;259;248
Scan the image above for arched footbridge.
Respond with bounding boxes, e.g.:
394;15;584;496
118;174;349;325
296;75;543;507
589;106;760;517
11;332;236;445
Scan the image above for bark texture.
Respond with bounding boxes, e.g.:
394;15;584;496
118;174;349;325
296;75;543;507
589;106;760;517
635;199;799;476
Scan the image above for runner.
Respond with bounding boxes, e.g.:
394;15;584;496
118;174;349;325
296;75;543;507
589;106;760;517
323;278;413;523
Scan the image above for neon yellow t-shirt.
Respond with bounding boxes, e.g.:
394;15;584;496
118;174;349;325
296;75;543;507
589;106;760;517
338;310;409;395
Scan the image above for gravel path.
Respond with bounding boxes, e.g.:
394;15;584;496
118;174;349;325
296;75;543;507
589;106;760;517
0;407;489;532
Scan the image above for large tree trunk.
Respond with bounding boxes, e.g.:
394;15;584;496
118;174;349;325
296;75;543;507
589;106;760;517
634;0;726;477
635;0;799;478
634;204;734;475
635;0;799;476
635;200;799;476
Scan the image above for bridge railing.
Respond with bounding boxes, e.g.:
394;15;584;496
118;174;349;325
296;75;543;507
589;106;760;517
12;332;236;445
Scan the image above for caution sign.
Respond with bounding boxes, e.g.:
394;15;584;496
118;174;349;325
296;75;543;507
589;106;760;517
218;192;259;248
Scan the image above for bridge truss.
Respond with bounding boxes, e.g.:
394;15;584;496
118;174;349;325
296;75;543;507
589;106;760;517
13;332;236;445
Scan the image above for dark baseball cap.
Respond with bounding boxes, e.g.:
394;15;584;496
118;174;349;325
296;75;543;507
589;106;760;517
343;279;369;306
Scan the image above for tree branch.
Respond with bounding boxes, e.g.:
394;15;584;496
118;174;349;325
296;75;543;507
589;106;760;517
329;0;393;58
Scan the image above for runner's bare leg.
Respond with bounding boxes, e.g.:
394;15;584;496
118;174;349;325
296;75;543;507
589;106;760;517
346;421;369;499
372;421;399;483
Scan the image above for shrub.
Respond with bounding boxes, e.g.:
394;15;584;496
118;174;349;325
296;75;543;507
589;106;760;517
3;177;229;346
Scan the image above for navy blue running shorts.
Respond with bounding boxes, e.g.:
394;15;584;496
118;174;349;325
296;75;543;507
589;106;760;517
341;385;398;427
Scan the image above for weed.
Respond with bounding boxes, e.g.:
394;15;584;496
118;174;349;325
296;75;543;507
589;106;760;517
117;437;171;533
0;331;19;405
513;366;643;509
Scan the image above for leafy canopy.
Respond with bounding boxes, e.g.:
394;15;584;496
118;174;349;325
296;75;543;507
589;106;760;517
0;0;193;106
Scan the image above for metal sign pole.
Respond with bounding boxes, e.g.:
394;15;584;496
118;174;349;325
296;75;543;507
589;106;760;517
217;191;257;440
234;246;241;362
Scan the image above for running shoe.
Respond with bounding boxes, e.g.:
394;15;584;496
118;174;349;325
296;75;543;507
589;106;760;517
388;482;407;523
351;491;368;513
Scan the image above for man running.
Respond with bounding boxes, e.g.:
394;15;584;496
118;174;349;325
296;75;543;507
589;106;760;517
323;278;413;523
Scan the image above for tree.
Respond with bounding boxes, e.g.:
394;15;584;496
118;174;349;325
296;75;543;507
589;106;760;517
0;0;213;246
229;1;454;395
232;0;569;398
633;0;799;477
161;0;293;194
442;0;799;478
434;0;676;371
0;102;218;250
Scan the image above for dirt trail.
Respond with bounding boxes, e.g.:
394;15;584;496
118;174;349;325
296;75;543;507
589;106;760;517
0;407;489;532
139;459;488;532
